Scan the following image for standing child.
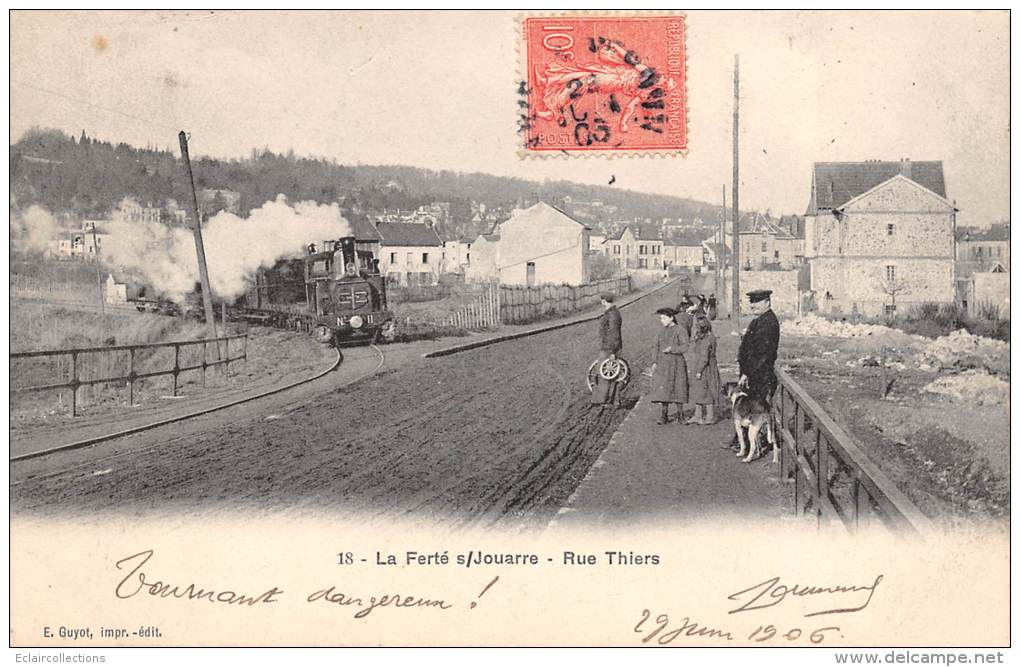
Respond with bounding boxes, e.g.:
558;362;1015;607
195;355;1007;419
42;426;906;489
649;307;690;425
686;314;722;425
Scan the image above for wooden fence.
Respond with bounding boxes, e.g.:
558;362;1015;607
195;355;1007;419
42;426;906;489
10;334;247;417
443;282;501;330
11;273;96;302
499;277;632;325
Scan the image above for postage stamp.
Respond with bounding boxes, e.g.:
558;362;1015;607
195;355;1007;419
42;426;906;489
521;15;687;155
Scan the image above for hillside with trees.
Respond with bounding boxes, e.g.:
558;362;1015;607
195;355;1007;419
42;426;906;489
11;128;726;238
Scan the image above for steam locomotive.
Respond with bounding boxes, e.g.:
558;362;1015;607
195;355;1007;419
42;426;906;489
303;236;396;346
131;236;395;347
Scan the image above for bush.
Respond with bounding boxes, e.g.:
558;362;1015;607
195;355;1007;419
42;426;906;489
894;301;1010;343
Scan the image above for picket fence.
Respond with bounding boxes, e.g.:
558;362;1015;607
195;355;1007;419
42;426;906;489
442;277;632;331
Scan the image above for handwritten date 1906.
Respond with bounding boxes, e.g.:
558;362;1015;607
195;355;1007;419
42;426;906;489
633;609;842;646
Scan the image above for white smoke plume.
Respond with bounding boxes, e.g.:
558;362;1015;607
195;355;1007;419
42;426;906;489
101;195;354;302
10;205;61;254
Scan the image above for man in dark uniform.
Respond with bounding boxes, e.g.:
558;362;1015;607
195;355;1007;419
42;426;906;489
738;289;781;402
591;292;623;406
726;289;780;450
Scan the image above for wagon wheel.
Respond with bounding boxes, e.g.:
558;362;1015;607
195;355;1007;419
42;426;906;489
586;360;601;393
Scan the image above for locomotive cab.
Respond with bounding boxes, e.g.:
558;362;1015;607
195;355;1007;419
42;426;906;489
306;236;395;344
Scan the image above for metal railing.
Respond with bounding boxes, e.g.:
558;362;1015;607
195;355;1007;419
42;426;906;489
10;334;248;417
773;368;935;537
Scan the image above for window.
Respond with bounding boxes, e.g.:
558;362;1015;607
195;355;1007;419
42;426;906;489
774;250;780;259
420;272;433;285
406;252;413;265
884;304;897;316
390;252;396;264
761;241;767;252
638;258;647;269
422;252;429;264
639;245;646;254
613;245;620;255
466;253;471;262
885;265;896;282
887;223;895;236
626;245;631;255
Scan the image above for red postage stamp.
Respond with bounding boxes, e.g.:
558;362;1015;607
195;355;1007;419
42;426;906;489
521;15;687;155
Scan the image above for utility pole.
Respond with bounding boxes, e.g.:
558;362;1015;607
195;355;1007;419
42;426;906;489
178;131;218;341
90;222;105;315
720;184;727;316
731;54;741;328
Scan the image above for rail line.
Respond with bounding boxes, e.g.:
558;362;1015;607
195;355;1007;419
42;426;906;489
10;344;385;465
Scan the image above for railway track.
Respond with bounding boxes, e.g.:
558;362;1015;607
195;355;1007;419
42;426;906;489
10;344;386;468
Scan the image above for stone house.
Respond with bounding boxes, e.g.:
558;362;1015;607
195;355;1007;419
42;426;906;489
957;224;1009;277
442;237;473;275
804;160;957;317
376;222;445;286
464;232;501;283
463;203;591;286
723;213;804;270
604;226;664;270
495;202;591;286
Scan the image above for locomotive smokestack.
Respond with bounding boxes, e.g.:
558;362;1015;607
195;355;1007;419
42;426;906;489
337;236;357;275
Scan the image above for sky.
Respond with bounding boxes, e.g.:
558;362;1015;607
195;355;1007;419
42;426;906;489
10;10;1010;226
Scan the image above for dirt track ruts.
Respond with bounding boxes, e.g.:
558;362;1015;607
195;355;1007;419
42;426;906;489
11;287;678;528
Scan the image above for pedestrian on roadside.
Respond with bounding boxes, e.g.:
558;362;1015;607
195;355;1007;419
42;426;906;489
675;295;695;338
591;292;623;406
649;307;689;425
707;294;718;320
686;314;721;425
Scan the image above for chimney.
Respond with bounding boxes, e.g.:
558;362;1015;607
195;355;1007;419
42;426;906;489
900;158;912;180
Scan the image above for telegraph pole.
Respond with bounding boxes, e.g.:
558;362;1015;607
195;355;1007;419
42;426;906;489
90;222;105;314
719;184;726;316
178;131;218;340
731;54;741;328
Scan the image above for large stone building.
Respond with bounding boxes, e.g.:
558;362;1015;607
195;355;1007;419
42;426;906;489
804;160;957;317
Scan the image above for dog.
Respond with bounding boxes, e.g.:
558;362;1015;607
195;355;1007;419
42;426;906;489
724;381;778;464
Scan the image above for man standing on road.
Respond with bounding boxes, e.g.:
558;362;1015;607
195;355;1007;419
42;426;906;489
591;292;623;406
726;289;780;451
738;289;781;403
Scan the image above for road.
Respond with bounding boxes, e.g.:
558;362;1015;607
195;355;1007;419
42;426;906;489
12;285;685;529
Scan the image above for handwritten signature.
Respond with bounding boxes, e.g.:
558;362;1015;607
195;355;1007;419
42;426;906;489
727;574;884;616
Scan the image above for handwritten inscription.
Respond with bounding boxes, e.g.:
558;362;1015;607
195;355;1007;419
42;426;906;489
307;586;453;619
727;574;884;616
634;609;843;646
115;550;284;606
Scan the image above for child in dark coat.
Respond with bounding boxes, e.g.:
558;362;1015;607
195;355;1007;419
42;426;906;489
686;314;721;424
649;307;689;424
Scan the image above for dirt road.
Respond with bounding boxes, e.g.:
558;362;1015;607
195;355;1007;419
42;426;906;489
12;285;687;528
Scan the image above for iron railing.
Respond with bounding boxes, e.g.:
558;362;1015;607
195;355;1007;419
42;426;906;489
773;368;935;537
10;334;247;417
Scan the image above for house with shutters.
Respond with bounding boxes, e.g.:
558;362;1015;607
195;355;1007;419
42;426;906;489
604;225;664;270
723;213;805;270
803;159;957;317
957;223;1010;277
376;222;444;286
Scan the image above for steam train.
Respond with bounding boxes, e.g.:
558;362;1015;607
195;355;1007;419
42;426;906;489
302;236;396;345
135;235;395;347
